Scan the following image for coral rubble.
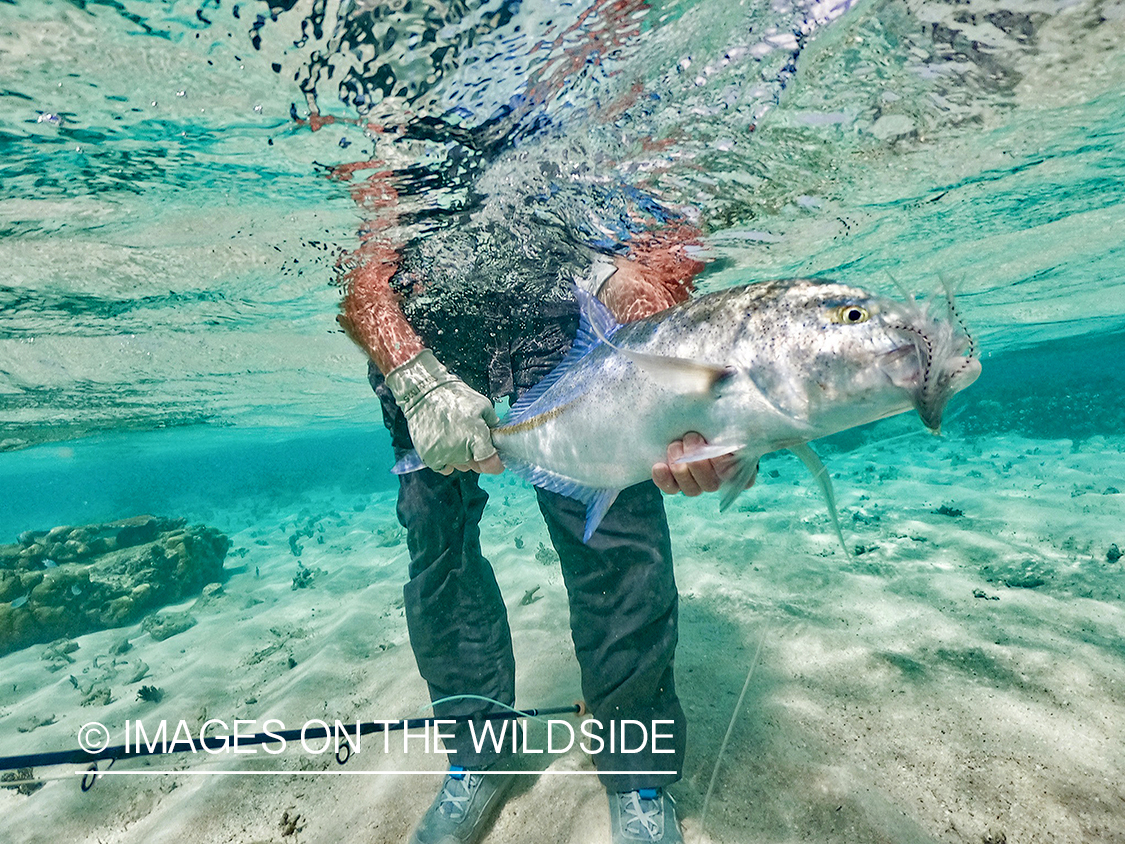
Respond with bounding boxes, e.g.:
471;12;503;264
0;516;229;656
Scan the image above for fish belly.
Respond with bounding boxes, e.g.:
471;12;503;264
495;374;713;490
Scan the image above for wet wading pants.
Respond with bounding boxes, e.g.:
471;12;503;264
369;315;685;792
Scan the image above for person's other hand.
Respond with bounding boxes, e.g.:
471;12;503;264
652;431;756;496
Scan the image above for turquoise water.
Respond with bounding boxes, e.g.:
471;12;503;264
2;0;1124;442
2;1;1125;842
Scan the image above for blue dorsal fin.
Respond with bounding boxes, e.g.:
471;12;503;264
574;286;622;347
502;454;620;543
506;286;623;424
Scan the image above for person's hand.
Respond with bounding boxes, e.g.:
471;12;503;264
652;431;756;495
385;350;504;476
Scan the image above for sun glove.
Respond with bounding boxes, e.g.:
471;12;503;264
384;350;500;472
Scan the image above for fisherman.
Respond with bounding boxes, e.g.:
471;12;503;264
338;170;750;843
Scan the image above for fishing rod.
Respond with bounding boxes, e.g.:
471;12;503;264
0;700;585;789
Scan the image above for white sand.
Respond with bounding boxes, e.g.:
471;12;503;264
1;427;1123;843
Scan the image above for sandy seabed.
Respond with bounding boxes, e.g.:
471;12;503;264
1;427;1123;844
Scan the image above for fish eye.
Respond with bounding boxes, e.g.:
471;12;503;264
834;304;870;325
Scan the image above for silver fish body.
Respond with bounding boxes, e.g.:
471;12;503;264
488;278;980;540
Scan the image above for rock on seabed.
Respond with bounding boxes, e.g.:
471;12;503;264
0;516;229;657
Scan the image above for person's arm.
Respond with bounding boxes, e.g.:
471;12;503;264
340;249;503;475
334;169;427;374
338;177;501;476
599;223;705;322
337;242;426;374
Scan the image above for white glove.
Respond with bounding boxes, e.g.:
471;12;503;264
385;350;499;473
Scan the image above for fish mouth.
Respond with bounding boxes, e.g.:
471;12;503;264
884;290;982;433
916;352;981;432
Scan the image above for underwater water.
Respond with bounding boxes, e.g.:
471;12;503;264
1;0;1124;842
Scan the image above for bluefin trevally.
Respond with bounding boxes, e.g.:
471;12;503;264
397;278;981;543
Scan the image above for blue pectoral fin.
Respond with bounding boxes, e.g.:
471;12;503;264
788;442;851;559
576;286;735;398
392;450;426;474
673;442;745;464
624;351;734;395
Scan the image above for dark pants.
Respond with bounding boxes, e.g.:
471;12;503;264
371;317;685;792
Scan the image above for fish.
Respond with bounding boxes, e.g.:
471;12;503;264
396;278;981;544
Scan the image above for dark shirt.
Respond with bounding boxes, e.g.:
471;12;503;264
389;216;594;400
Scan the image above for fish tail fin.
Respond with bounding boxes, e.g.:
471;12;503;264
788;443;851;559
392;450;426;474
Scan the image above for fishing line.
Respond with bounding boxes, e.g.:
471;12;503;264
697;624;769;844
